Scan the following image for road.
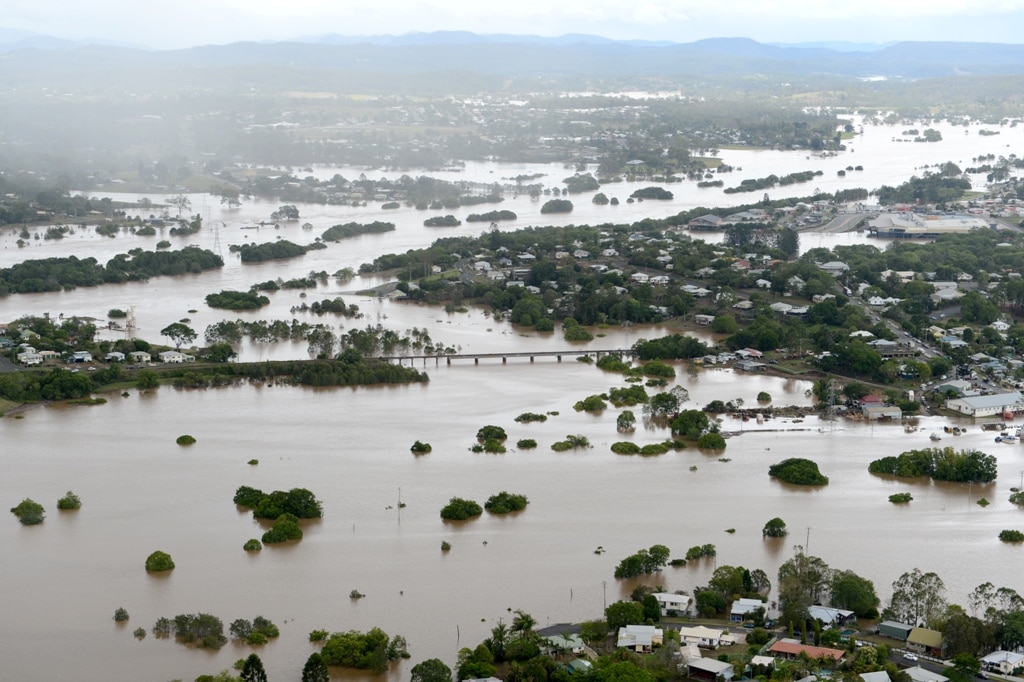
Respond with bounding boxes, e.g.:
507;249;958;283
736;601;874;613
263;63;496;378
801;212;871;234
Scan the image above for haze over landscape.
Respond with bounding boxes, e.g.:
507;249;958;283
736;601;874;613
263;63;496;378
3;0;1024;48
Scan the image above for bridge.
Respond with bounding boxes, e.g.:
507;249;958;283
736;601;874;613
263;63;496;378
378;348;638;367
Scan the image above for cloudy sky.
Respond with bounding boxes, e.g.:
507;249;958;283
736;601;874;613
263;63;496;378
4;0;1024;48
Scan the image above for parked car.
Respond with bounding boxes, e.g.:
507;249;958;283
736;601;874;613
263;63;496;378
905;653;919;661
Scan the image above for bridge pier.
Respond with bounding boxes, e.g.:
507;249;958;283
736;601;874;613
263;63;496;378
447;357;451;365
530;356;534;363
557;355;561;362
502;357;507;364
475;358;479;365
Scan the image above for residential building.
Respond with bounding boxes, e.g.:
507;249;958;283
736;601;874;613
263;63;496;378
678;625;727;649
767;639;845;663
980;651;1024;674
617;625;663;653
906;627;944;657
652;592;691;616
946;392;1024;418
877;622;914;641
729;598;766;622
687;657;735;681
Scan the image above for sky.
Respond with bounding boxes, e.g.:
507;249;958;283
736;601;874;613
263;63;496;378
3;0;1024;49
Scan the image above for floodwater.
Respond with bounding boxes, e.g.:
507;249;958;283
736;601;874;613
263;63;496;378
2;118;1024;680
0;116;1022;359
3;364;1023;681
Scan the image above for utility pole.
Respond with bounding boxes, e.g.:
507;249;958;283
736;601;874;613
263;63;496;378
806;527;811;554
602;581;607;612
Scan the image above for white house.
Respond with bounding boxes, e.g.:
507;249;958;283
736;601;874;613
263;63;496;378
617;624;663;652
652;592;691;616
650;275;671;285
695;314;716;326
946;392;1024;418
630;272;650;284
159;351;196;364
105;351;126;362
678;625;727;649
128;351;152;363
70;350;93;363
18;352;43;366
730;598;767;622
808;605;856;627
981;651;1024;674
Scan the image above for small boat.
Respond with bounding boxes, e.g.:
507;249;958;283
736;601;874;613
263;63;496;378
930;432;942;441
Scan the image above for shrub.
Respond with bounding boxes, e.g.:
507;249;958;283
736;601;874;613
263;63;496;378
669;558;687;567
243;539;262;552
57;490;82;510
1011;491;1024;506
697;433;727;450
11;498;45;525
642;361;675;378
516;439;537;449
410;440;432;453
611;441;641;455
114;607;130;622
889;492;913;504
440;497;483;521
145;550;175;572
573;394;607;412
133;627;146;639
685;544;716;560
597;355;630;372
309;629;329;642
108;308;128;318
441;541;451;552
552;434;591;451
614;544;671;578
262;514;303;544
247;459;259;465
757;391;772;403
167;613;226;649
564;326;594;342
762;517;788;537
481;438;506;453
476;425;507;442
233;486;323;519
176;434;196;446
515;412;548;423
485;491;528;514
639;443;670;456
769;458;829;485
535;318;555;332
999;530;1024;543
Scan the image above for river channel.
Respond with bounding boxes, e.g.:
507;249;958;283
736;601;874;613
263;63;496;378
2;118;1024;681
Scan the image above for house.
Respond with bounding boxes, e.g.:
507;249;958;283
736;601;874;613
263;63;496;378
770;302;793;314
689;214;723;230
573;249;590;259
933;379;974;397
694;314;716;326
543;633;585;655
649;275;671;286
732;300;754;310
38;350;61;361
105;351;126;363
767;639;845;663
946;391;1024;418
687;657;735;681
566;660;593;675
128;351;152;364
906;627;944;657
849;330;875;339
735;360;767;372
756;279;772;289
630;273;650;284
17;352;43;366
729;598;767;622
652;592;691;616
860;672;891;682
862;405;902;421
749;656;776;672
678;625;727;649
70;350;93;363
818;261;850;274
980;650;1024;674
158;351;196;364
808;605;857;627
904;667;948;682
617;624;663;653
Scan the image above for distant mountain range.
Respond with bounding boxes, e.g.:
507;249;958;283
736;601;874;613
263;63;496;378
0;30;1023;84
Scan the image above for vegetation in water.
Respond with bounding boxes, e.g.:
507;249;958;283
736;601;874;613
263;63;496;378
243;539;262;552
318;628;408;672
484;491;528;514
261;514;303;544
176;434;196;445
769;458;829;485
762;517;788;537
614;544;670;578
11;498;45;525
999;530;1024;543
56;490;82;510
114;607;130;622
868;447;997;483
516;438;537;449
145;550;175;572
889;492;913;504
410;440;432;453
233;486;323;519
440;497;483;521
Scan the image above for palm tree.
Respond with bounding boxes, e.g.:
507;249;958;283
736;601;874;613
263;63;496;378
511;610;536;638
487;622;509;662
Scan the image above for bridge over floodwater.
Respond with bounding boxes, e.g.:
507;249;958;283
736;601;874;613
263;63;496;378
378;348;638;366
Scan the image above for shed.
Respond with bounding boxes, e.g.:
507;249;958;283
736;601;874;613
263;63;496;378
878;621;913;641
907;627;944;656
687;657;735;681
